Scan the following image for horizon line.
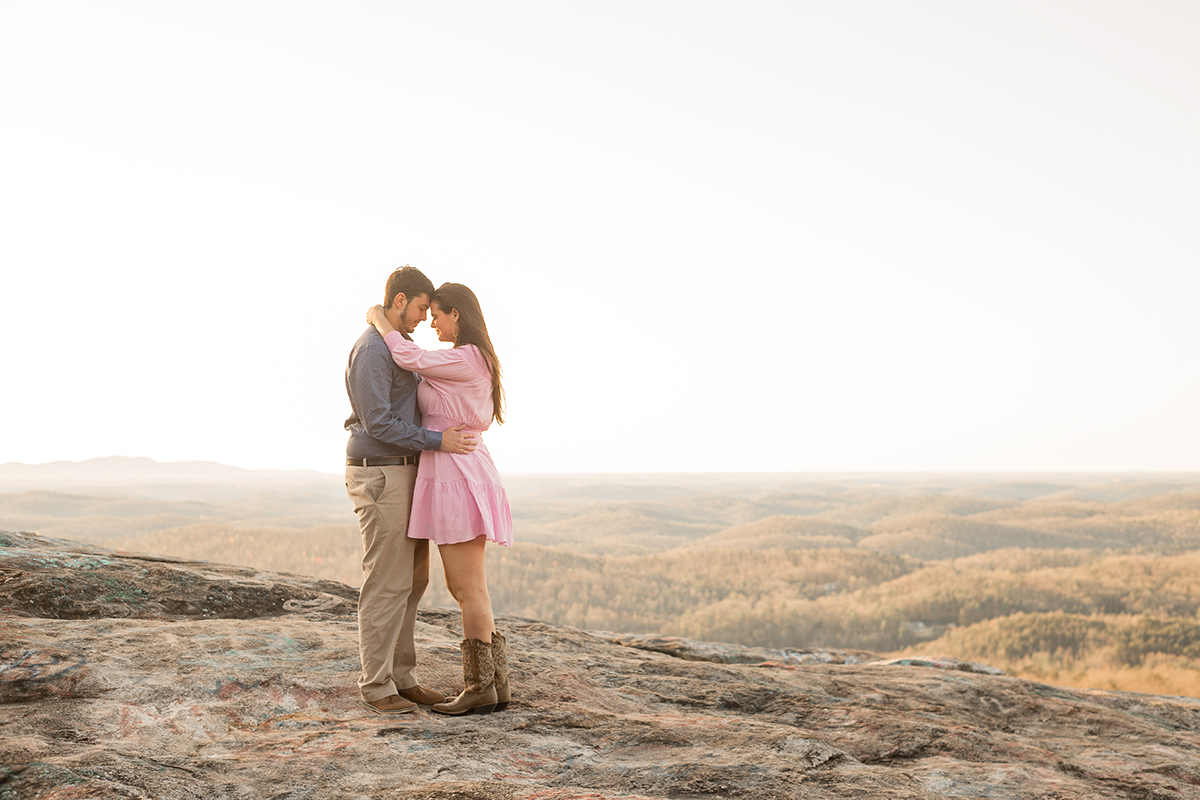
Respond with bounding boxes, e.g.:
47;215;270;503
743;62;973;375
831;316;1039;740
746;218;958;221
3;456;1200;479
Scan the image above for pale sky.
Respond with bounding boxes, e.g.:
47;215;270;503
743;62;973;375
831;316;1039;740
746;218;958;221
2;1;1198;474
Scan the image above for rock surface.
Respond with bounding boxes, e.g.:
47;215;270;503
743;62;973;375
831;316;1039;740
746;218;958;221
4;530;1200;800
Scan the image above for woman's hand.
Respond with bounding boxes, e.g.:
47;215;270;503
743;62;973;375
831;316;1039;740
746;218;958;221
367;305;396;336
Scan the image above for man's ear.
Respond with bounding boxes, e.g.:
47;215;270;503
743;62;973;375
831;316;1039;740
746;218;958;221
391;293;407;311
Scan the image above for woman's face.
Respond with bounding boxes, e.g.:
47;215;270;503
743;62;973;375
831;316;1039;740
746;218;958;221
430;303;459;343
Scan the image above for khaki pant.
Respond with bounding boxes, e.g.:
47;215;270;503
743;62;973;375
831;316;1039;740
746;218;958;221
345;464;429;702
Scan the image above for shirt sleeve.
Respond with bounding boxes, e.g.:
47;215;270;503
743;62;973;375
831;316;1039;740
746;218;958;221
383;331;485;382
346;343;443;452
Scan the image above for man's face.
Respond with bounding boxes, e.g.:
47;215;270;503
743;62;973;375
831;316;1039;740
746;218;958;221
397;293;431;334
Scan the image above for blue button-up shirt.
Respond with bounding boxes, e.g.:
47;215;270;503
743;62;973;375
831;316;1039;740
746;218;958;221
344;327;442;458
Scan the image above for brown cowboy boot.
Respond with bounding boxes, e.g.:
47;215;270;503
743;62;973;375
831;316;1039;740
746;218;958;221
492;631;510;711
431;638;497;716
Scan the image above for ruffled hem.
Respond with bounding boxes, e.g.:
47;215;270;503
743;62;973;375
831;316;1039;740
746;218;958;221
407;475;514;547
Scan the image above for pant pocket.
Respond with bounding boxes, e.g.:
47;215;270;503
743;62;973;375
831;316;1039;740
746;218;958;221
347;467;387;507
363;468;387;503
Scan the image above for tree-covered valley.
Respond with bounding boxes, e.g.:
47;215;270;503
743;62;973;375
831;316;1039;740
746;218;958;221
4;463;1199;695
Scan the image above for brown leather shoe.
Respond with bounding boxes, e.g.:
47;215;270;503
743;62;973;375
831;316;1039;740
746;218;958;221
397;684;447;706
360;694;416;715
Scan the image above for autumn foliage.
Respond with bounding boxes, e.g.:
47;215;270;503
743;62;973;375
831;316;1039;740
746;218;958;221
5;474;1200;695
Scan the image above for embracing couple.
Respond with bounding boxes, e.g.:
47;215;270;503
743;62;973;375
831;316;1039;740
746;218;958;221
344;265;513;716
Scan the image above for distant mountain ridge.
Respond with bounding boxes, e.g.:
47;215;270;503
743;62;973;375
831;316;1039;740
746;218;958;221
0;456;344;502
0;456;335;484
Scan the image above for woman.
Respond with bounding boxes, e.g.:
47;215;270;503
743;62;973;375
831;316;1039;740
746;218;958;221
367;282;513;716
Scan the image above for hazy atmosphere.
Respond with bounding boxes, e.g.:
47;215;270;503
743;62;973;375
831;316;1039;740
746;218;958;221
5;10;1200;793
3;1;1199;474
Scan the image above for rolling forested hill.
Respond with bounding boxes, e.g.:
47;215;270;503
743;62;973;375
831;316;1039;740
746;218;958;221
4;464;1200;694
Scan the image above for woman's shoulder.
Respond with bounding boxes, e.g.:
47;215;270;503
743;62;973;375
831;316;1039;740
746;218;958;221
457;344;491;376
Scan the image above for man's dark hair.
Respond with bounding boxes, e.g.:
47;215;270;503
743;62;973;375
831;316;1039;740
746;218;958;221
384;265;435;309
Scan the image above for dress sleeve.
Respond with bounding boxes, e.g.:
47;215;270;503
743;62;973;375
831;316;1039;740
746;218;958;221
382;331;483;382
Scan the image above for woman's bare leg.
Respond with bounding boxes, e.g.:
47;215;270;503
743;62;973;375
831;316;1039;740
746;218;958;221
438;536;494;642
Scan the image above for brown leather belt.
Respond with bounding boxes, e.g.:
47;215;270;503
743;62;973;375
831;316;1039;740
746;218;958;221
346;455;419;467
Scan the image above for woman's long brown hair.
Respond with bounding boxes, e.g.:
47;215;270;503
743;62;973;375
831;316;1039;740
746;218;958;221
433;282;505;424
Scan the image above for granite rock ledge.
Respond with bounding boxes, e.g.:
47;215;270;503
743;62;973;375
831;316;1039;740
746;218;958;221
3;530;1200;800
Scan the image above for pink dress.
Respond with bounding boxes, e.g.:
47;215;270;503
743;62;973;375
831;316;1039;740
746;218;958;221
382;331;513;546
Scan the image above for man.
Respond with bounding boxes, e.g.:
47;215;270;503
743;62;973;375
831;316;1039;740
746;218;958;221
344;265;477;715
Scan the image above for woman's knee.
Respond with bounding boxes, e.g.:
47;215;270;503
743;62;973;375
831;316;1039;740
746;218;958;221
453;582;491;608
443;573;482;602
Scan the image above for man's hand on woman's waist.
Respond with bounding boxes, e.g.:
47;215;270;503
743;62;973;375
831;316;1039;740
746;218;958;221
440;425;477;454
